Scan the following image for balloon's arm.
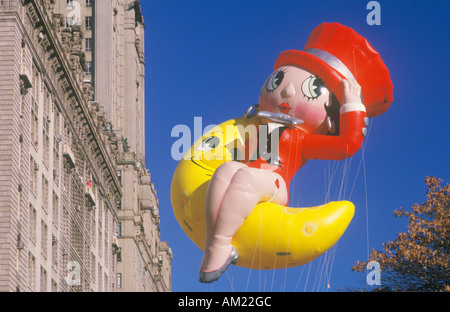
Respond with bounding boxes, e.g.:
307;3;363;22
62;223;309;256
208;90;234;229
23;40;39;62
302;103;368;161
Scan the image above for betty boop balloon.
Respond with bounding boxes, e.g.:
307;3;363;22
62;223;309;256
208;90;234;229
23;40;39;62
170;22;393;283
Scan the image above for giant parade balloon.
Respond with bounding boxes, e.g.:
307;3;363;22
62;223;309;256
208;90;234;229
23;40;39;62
170;22;393;277
171;116;358;269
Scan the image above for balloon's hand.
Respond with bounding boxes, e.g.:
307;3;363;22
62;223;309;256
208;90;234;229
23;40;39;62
341;79;363;105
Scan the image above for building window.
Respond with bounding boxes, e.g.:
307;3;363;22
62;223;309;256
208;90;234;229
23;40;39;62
28;254;36;291
51;279;58;292
29;204;37;243
51;234;58;272
117;222;122;237
52;192;59;227
66;0;73;9
40;266;47;292
85;38;92;52
86;61;92;75
86;0;93;7
41;220;48;257
43;132;50;168
42;175;49;212
117;273;122;289
30;157;38;196
85;16;93;30
53;137;61;180
65;16;73;28
98;264;103;292
98;227;103;258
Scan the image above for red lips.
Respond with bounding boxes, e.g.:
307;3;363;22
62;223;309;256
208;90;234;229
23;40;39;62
278;102;292;114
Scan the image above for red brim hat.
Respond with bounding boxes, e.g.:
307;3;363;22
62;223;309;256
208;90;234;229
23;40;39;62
274;22;393;118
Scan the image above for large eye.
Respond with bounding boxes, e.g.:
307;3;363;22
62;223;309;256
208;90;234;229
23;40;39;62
301;76;325;100
196;136;220;151
266;70;285;93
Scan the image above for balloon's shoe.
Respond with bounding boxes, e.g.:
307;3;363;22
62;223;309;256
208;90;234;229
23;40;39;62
199;246;238;284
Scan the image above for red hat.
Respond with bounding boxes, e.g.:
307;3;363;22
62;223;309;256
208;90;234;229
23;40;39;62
274;22;393;117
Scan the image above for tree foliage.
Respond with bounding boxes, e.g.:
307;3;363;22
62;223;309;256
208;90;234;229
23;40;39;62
352;177;450;292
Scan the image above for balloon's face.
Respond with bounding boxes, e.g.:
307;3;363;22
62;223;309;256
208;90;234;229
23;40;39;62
259;65;330;134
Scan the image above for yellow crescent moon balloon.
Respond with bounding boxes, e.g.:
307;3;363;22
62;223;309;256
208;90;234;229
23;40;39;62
171;116;354;269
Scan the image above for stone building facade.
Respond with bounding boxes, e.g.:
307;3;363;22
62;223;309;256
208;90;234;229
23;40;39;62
0;0;171;292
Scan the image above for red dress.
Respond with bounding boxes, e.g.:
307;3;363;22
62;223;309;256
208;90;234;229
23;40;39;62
246;108;367;188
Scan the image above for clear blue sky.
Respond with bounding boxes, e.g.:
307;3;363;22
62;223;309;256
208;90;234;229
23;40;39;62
140;0;449;292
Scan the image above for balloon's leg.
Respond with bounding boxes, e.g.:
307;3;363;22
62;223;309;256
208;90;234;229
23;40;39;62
203;161;247;249
200;165;287;282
